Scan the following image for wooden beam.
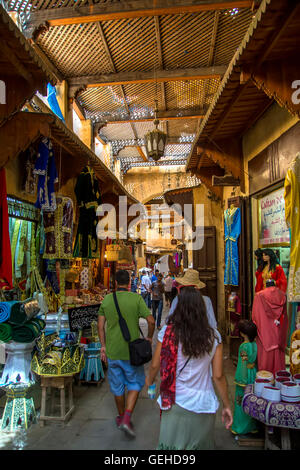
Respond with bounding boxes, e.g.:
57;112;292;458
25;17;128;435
68;65;227;88
94;108;206;123
24;1;253;29
0;39;33;84
136;146;148;162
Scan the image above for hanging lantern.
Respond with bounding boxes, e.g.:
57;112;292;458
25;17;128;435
144;102;167;162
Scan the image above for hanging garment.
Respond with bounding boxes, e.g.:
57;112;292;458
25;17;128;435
252;286;288;376
73;166;102;259
224;207;241;286
231;341;258;435
21;147;38;195
284;153;300;301
0;168;12;290
255;264;287;293
34;138;58;212
43;196;73;260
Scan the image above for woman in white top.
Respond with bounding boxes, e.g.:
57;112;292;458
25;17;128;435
146;286;233;450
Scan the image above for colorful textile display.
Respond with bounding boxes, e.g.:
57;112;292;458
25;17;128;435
290;329;300;376
34;138;58;212
228;292;242;336
11;318;45;343
284;153;300;301
0;323;12;342
21;147;38;195
43;196;73;260
224;206;241;286
231;341;258;435
0;168;13;290
0;301;18;323
252;286;288;376
255;264;287;293
73;166;102;259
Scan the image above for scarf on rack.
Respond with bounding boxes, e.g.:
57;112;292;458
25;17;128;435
160;324;179;410
0;168;13;290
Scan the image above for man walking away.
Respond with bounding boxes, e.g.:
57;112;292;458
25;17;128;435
164;272;173;306
151;273;165;330
98;270;155;438
140;270;152;308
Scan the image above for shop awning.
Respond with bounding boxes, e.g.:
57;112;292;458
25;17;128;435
186;0;300;193
0;111;138;204
0;4;58;124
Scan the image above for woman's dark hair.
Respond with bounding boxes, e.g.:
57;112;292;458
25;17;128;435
116;269;130;285
262;248;278;272
166;286;218;358
238;319;257;342
255;248;264;271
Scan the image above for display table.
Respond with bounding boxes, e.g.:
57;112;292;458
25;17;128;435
39;375;74;426
242;384;300;450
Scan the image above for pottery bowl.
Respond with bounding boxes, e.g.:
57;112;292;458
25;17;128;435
281;381;300;398
275;377;290;389
256;370;274;383
275;370;291;380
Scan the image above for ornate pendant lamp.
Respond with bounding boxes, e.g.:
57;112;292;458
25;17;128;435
144;100;167;162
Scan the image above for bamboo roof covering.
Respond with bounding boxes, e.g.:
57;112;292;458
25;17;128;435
0;4;57;124
4;0;257;171
187;0;300;177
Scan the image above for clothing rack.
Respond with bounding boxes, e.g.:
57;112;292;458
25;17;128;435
7;196;40;223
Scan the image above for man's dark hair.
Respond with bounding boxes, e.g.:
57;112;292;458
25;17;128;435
155;270;159;274
116;270;130;286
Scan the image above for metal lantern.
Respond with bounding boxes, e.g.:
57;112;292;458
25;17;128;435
144;103;167;162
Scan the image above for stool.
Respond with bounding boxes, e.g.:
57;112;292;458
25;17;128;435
79;343;105;384
39;375;74;426
1;383;36;432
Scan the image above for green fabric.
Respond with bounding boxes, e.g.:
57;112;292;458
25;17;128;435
231;341;258;435
0;323;13;343
157;403;216;450
98;291;151;360
7;302;27;326
11;323;40;343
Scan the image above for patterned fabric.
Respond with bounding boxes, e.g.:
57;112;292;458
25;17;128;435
80;267;89;290
255;265;287;293
160;324;178;410
242;385;300;429
224;207;241;286
34;138;58;212
43;196;73;260
284;153;300;301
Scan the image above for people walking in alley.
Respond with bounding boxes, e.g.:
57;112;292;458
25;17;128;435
168;269;217;329
231;320;258;436
140;270;152;308
164;272;173;306
130;272;139;293
98;270;155;438
146;286;232;450
151;273;165;330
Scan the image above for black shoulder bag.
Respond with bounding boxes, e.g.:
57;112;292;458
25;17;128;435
113;291;152;366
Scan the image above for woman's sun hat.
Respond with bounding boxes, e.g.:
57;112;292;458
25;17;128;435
174;269;206;289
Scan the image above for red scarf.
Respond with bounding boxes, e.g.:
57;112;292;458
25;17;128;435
160;324;178;410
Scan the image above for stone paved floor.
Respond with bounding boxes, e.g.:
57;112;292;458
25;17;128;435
0;304;263;451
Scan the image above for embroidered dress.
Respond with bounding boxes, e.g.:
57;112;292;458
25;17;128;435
73;166;102;259
34;138;58;212
255;264;287;293
231;341;258;435
284;153;300;301
224;207;241;286
43;196;73;260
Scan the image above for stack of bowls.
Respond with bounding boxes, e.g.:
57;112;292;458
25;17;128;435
275;370;291;381
281;381;300;403
275;376;290;389
293;374;300;385
262;386;281;402
256;370;274;384
254;379;271;397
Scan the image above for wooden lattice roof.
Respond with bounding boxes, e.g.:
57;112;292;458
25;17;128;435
4;0;258;171
187;0;300;180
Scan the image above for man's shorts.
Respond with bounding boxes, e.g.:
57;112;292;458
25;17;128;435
107;359;145;396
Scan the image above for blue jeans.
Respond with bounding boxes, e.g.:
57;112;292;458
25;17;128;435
141;292;151;308
152;299;163;327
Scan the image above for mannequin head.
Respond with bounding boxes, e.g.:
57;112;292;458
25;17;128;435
262;249;278;271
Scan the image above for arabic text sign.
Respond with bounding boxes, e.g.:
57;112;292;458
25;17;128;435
259;187;290;246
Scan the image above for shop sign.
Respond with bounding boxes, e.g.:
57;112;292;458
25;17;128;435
258;187;290;246
68;303;101;331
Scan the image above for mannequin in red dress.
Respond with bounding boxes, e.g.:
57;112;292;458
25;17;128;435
255;249;287;294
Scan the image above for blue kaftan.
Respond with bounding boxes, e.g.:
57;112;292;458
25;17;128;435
224;207;241;286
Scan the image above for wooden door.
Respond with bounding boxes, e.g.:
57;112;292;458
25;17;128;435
193;226;218;321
